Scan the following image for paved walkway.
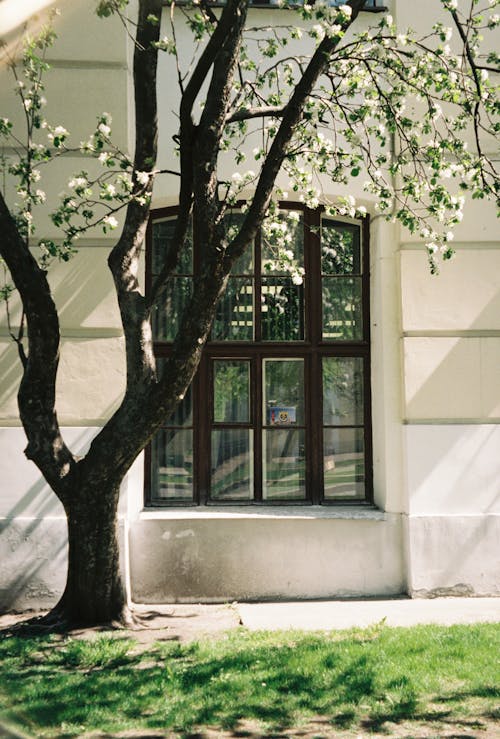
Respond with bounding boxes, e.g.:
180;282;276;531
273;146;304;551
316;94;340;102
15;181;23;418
237;597;500;631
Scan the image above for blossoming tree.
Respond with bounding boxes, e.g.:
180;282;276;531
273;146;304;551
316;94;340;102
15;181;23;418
0;0;498;626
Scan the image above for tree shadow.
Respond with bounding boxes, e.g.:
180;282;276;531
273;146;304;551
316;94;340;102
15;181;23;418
0;632;498;738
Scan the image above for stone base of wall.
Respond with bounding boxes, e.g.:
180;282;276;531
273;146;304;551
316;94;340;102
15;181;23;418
0;517;127;613
404;514;500;598
128;510;405;603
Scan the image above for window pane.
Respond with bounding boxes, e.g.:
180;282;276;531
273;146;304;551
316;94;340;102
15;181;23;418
151;428;193;501
323;428;365;500
166;385;193;427
152;219;192;274
264;359;304;426
323;357;364;426
321;220;361;275
225;211;253;274
213;278;253;341
261;211;304;274
211;429;253;500
153;277;192;341
214;361;250;423
263;429;306;500
261;277;304;341
322;276;363;340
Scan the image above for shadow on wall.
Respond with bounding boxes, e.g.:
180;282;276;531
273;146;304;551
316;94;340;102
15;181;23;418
0;428;109;613
0;514;67;613
0;245;124;422
403;272;500;593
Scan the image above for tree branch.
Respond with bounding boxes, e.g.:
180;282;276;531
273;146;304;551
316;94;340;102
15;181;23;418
226;104;286;124
107;0;163;388
226;0;367;263
0;191;76;497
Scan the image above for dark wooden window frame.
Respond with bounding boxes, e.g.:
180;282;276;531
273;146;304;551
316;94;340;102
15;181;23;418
145;204;373;507
163;1;387;11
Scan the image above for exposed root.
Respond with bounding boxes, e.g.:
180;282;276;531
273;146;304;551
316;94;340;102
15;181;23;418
0;608;69;637
0;604;136;637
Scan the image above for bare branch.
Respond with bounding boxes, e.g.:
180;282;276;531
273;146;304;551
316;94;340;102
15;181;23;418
226;104;286;124
226;0;367;262
0;190;76;495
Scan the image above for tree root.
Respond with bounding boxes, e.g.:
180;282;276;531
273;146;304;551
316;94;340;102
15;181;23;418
0;603;137;636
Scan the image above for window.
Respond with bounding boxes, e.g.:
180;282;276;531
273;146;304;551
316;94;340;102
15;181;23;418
202;1;386;10
146;205;372;505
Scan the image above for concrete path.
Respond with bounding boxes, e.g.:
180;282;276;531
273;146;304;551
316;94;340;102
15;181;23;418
237;597;500;631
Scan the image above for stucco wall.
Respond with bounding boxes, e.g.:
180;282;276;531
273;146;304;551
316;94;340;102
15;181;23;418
0;0;499;610
400;197;500;596
0;0;130;612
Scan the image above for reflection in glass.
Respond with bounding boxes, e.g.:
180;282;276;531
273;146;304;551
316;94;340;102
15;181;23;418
323;428;365;499
323;357;364;426
152;218;193;275
153;277;192;341
213;278;254;341
264;359;304;426
225;211;253;274
263;429;306;500
151;428;193;500
321;220;361;275
261;212;304;273
211;429;253;500
322;276;363;340
214;361;250;423
261;278;304;341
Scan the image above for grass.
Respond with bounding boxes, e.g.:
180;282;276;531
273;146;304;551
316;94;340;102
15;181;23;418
0;622;499;737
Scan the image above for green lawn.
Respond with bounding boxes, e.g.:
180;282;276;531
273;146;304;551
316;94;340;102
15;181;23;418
0;623;499;737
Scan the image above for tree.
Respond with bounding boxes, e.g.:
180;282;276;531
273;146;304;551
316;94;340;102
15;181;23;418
0;0;498;627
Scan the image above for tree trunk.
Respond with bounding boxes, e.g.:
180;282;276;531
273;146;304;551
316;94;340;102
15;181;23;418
54;478;128;627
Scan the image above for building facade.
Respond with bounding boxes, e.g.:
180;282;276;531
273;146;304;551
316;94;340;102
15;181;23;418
0;0;499;610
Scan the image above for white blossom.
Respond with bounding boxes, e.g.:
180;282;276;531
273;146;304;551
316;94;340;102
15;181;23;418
102;183;116;197
68;176;87;189
338;5;352;17
103;215;118;229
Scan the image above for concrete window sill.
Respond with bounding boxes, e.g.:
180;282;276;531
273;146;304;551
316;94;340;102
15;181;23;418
139;506;386;521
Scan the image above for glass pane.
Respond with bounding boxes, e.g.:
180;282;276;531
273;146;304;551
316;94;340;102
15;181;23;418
321;220;361;275
261;277;304;341
152;219;193;274
213;278;254;341
166;385;193;427
211;429;253;500
153;277;192;341
323;428;365;500
263;429;306;500
224;211;253;274
322;276;363;340
261;211;304;274
151;428;193;501
323;357;364;426
264;359;304;426
214;361;250;423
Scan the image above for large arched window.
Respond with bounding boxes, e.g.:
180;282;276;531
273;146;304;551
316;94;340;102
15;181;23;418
145;205;372;505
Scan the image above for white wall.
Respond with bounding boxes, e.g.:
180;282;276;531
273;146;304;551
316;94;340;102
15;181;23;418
399;196;500;595
0;0;499;609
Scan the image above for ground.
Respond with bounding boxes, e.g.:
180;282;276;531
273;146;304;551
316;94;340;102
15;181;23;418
0;607;499;739
0;604;241;647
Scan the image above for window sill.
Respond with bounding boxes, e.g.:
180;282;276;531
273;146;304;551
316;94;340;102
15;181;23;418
139;505;385;521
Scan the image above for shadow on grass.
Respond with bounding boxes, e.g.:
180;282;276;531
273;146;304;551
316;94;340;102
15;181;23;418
0;626;499;737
